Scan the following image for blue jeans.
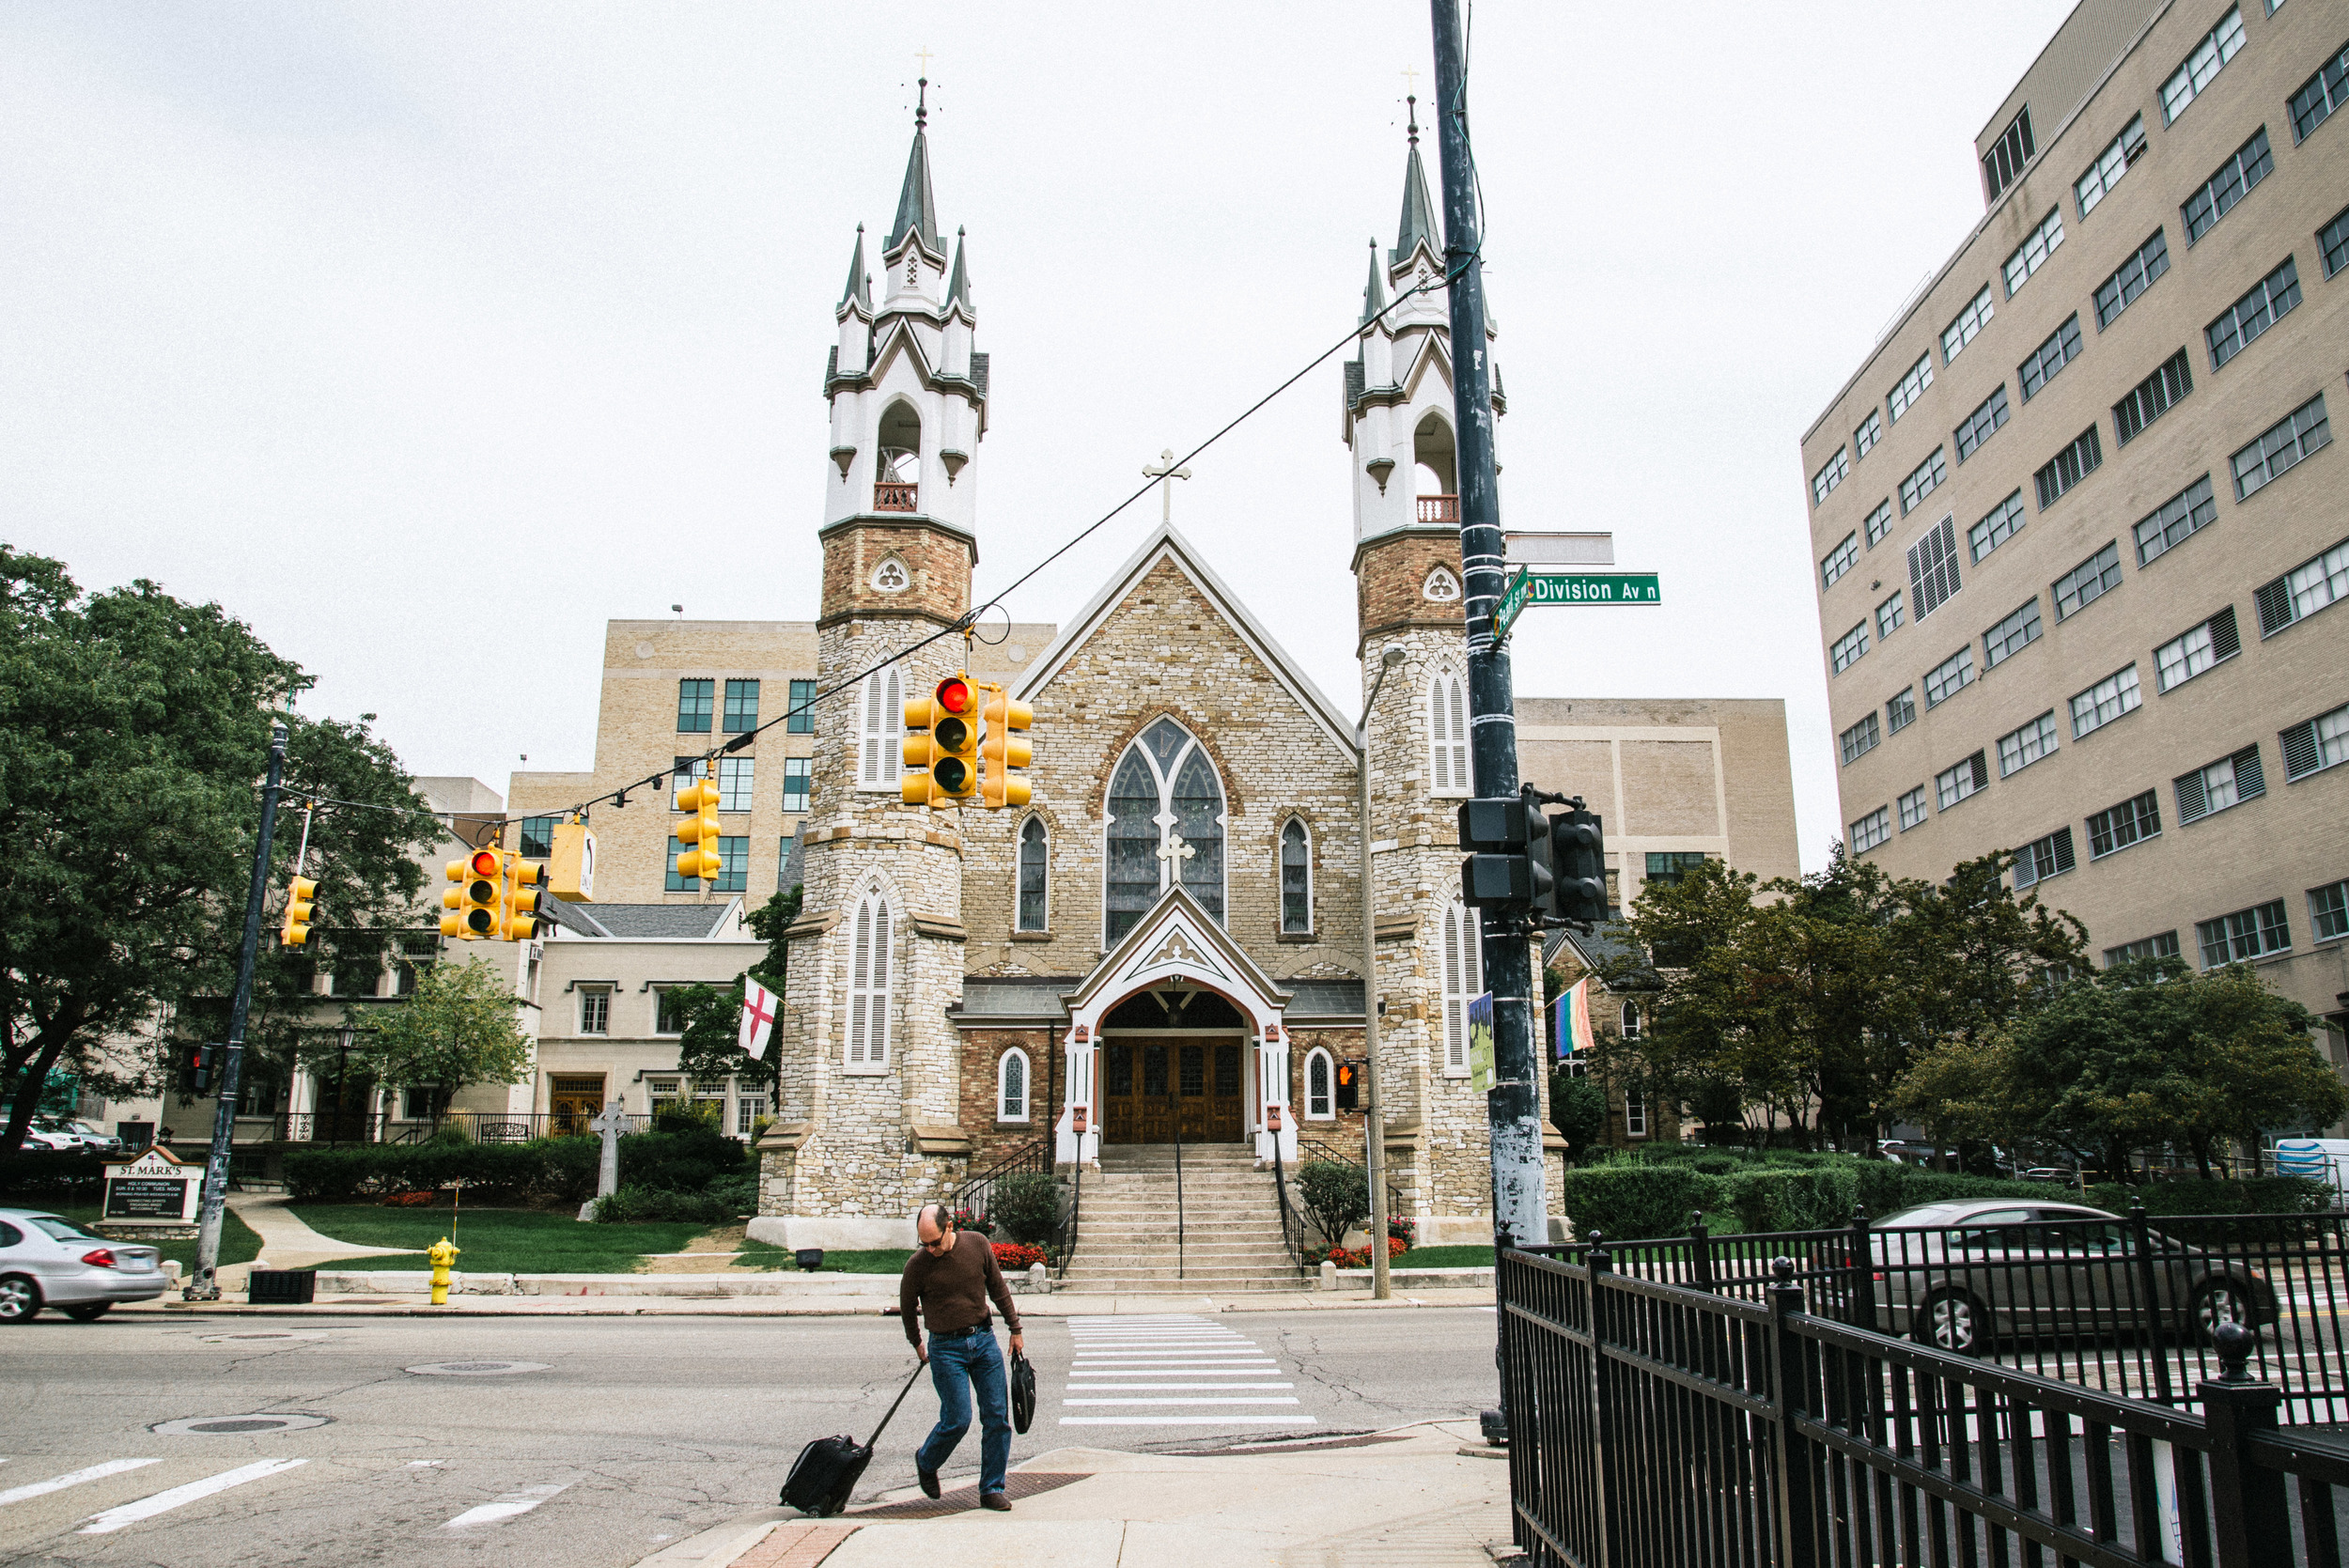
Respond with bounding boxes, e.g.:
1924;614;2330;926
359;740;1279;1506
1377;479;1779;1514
915;1327;1011;1496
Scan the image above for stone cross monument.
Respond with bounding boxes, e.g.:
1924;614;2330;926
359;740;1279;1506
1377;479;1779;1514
582;1099;629;1221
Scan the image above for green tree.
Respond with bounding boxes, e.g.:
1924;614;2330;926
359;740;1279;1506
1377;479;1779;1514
337;956;531;1117
1548;1070;1609;1160
668;880;801;1098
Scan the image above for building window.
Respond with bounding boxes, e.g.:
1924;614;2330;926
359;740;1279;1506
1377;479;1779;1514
1941;287;1995;365
1983;107;2034;200
2088;790;2161;859
717;755;754;813
654;986;689;1035
672;755;708;808
1829;622;1869;675
2161;7;2246;125
2019;314;2083;401
1982;598;2043;670
856;667;904;788
1812;447;1850;508
2093;231;2170;330
786;678;816;734
1839;713;1881;766
2207;258;2301;369
1280;818;1312;934
1850;806;1891;854
2324;207;2349;278
997;1048;1030;1123
2177;744;2265;825
1923;646;1975;709
2281;703;2349;782
1907;514;1962;620
2003;209;2065;296
846;892;893;1070
2310;881;2349;944
2105;931;2180;967
2034;427;2102;510
2013;827;2076;889
1855;410;1882;460
2115;350;2192;445
713;836;747;893
1897;786;1928;831
2197;900;2289;969
2135;476;2218;567
1875;592;1905;642
2232;394;2331;501
2155;606;2241;691
1429;670;1470;794
2071;664;2142;738
737;1094;769;1137
1440;903;1482;1075
1936;752;1989;811
1968;491;2025;563
1104;717;1226;943
1618;1002;1642;1042
2076;114;2149;217
722;679;759;734
1953;386;2011;464
518;815;557;859
1303;1048;1334;1120
662;837;697;893
2256;536;2349;638
677;678;714;734
1624;1089;1648;1140
781;757;811;814
1898;447;1947;515
1997;712;2060;777
1820;532;1859;588
2292;37;2349;140
579;988;611;1035
1018;816;1049;931
646;1076;681;1118
1863;499;1893;548
777;833;795;889
1888;352;1934;423
2054;543;2123;621
1645;852;1713;887
2185;128;2274;245
1886;688;1917;735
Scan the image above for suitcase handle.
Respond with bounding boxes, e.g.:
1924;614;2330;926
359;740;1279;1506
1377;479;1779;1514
867;1360;926;1448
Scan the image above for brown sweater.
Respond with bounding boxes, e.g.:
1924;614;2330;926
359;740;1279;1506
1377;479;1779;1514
898;1230;1021;1346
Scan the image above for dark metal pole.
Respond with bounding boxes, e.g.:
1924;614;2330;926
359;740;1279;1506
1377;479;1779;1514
185;722;288;1300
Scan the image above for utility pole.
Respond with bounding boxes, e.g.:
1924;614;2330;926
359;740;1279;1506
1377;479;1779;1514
185;722;288;1300
1359;644;1408;1300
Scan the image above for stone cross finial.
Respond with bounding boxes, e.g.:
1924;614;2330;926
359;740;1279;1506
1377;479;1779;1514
1156;832;1194;870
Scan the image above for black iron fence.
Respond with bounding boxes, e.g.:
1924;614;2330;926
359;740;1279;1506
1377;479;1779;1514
1499;1243;2328;1567
212;1110;622;1145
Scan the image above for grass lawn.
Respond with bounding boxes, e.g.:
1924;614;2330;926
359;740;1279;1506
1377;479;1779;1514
734;1237;910;1274
29;1203;263;1275
1395;1245;1495;1268
290;1205;709;1274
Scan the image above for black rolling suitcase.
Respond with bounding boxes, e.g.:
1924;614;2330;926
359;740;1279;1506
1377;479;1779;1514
780;1362;926;1516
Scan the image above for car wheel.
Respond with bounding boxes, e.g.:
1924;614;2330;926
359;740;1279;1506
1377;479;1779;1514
1917;1288;1985;1356
2191;1278;2257;1347
0;1275;40;1324
62;1303;111;1323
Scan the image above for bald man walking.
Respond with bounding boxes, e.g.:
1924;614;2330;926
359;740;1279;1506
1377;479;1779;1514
899;1202;1024;1511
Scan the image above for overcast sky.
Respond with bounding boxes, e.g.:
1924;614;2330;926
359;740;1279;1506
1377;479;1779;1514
5;1;2076;868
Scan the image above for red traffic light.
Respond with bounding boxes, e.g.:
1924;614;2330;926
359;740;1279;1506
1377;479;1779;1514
935;676;974;716
469;848;502;877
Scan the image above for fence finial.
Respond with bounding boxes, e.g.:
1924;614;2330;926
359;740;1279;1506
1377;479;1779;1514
2214;1319;2256;1381
1771;1255;1797;1283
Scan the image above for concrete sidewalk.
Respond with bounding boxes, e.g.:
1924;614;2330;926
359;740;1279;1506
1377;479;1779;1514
633;1421;1516;1568
119;1283;1497;1318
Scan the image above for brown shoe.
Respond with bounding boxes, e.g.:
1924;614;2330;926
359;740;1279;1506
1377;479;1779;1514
980;1492;1011;1512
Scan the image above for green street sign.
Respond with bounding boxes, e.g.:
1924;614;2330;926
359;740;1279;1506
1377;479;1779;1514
1495;568;1662;639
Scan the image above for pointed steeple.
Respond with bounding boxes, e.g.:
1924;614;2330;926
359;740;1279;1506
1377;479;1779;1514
840;225;871;309
946;226;972;312
1390;96;1439;269
1360;236;1387;326
886;78;941;255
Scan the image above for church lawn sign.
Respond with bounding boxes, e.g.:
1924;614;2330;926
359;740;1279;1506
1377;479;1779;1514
94;1146;203;1240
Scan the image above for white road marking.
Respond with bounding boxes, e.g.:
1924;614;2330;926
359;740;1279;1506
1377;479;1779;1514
1059;1416;1304;1425
1063;1396;1299;1405
0;1459;163;1507
443;1483;568;1529
1068;1383;1294;1390
76;1459;305;1534
1057;1313;1316;1426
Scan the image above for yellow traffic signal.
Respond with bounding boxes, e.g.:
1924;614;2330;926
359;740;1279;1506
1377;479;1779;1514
980;688;1034;809
441;848;503;939
901;688;941;805
929;675;979;800
505;856;544;939
280;875;317;947
674;775;723;883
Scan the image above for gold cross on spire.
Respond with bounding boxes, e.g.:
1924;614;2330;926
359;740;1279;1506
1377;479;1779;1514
1401;65;1420;98
916;45;934;76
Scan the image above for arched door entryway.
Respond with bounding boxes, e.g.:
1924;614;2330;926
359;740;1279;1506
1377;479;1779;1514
1097;986;1247;1144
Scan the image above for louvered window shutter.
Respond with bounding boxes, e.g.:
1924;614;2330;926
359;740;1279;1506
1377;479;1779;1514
2282;720;2322;780
868;901;892;1065
2176;768;2209;824
2232;744;2264;801
1968;753;1989;792
2209;606;2241;661
848;901;872;1062
2256;579;2295;637
1442;908;1467;1069
2052;828;2076;876
861;675;884;784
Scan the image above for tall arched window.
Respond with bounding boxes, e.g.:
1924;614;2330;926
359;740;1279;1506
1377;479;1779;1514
997;1047;1030;1123
1620;1001;1642;1041
1440;902;1482;1075
1104;718;1225;943
845;892;893;1071
1017;817;1049;932
857;667;904;788
1429;672;1469;795
1304;1046;1334;1120
1280;819;1312;934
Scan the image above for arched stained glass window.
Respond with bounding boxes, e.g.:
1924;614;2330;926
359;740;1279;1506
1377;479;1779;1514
998;1048;1029;1122
1018;817;1049;931
1103;718;1227;944
1305;1047;1333;1119
1280;819;1311;933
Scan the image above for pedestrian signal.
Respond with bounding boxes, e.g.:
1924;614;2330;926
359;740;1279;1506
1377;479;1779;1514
280;875;317;947
185;1042;220;1096
1551;806;1607;924
442;848;504;939
1334;1060;1360;1112
980;688;1034;808
674;776;723;883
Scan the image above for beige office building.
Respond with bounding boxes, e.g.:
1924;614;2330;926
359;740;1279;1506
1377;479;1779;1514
1801;0;2349;1059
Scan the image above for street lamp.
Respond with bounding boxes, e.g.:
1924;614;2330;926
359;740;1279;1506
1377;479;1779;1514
1360;644;1408;1300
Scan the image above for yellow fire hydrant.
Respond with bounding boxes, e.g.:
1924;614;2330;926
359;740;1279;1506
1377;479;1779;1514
427;1236;460;1306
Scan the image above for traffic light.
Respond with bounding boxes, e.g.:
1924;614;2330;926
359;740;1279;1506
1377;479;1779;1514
279;875;317;947
915;675;979;801
674;776;723;884
442;848;503;939
504;855;544;939
184;1042;220;1096
1458;796;1550;909
902;687;940;805
1334;1059;1360;1112
1552;805;1608;924
980;688;1034;808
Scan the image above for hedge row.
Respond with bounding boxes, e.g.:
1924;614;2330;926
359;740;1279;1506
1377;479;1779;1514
283;1126;747;1206
0;1148;109;1200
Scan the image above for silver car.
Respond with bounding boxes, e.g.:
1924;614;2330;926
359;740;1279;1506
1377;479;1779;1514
0;1209;171;1322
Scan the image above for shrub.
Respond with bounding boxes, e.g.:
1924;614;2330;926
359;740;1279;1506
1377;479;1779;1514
1327;1236;1408;1267
0;1148;110;1201
592;1185;740;1224
991;1241;1046;1269
2086;1175;2329;1218
1556;1165;1715;1241
987;1172;1063;1246
283;1146;382;1203
619;1126;745;1193
950;1207;995;1237
1386;1215;1418;1247
1295;1160;1370;1246
284;1135;647;1209
1717;1166;1859;1234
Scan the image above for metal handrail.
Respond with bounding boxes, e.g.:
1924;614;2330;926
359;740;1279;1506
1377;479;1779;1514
1055;1158;1081;1281
1170;1087;1186;1280
1299;1136;1406;1248
1268;1135;1313;1274
954;1135;1049;1226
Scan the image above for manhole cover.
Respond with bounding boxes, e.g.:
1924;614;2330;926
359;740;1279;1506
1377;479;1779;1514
403;1360;549;1376
152;1413;332;1436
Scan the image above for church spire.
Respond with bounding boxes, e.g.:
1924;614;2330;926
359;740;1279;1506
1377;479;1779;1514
945;226;972;312
1360;236;1387;326
1390;95;1439;269
840;224;871;309
887;78;941;254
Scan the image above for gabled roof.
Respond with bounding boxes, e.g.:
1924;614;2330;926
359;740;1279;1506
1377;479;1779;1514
1062;886;1292;1032
1545;922;1660;990
545;900;746;940
1013;521;1355;755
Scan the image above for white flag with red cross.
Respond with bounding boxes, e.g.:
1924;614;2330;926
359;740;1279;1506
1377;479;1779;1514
739;978;780;1061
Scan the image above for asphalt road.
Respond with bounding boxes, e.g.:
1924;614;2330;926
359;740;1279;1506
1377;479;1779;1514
0;1307;1502;1568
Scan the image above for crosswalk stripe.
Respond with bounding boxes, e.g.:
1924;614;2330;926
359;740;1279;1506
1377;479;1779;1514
1059;1416;1304;1426
0;1459;163;1507
1068;1383;1294;1390
443;1483;568;1529
76;1459;305;1535
1062;1397;1299;1405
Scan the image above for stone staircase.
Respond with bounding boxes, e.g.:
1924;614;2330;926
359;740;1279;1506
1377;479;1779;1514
1056;1142;1315;1294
